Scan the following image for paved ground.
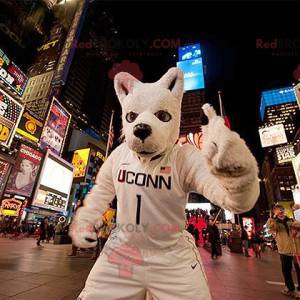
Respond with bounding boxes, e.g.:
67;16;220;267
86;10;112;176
0;237;296;299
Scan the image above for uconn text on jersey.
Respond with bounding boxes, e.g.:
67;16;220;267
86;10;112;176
117;169;172;190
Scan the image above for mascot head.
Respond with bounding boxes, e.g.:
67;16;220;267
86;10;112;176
114;67;184;160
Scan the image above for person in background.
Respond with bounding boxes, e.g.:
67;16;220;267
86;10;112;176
252;229;263;259
68;198;84;256
207;216;221;259
91;205;116;260
37;217;49;247
241;225;250;257
267;204;300;298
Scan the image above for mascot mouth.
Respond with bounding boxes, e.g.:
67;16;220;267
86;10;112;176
137;150;156;155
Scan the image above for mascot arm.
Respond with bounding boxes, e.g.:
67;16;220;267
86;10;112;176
70;150;116;248
178;104;259;214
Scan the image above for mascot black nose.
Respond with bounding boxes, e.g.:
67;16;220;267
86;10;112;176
133;123;152;140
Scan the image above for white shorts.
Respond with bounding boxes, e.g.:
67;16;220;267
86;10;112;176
78;230;211;300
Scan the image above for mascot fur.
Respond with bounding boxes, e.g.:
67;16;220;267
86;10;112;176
70;67;259;300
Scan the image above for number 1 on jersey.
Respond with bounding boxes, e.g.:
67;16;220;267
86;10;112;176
136;194;141;225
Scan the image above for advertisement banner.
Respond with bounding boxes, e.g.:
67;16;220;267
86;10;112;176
0;48;28;96
276;145;296;164
0;88;23;147
0;159;10;197
292;153;300;187
5;144;43;197
72;148;90;178
0;198;22;216
32;151;73;213
258;124;287;148
16;109;44;143
294;82;300;108
40;97;71;155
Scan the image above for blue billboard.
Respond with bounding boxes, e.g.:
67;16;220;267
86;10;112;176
260;86;297;120
177;58;205;91
178;43;201;61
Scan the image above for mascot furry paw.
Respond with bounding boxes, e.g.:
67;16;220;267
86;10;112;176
70;67;259;300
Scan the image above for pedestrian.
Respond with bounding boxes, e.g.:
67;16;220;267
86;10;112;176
252;229;263;259
37;217;49;247
68;198;84;256
241;225;250;257
207;216;221;259
267;204;300;298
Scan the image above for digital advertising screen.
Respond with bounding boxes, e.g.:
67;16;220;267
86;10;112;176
32;151;73;213
178;43;201;61
177;58;205;91
0;88;23;147
258;124;287;148
5;144;43;197
40;97;71;155
72;148;90;178
292;153;300;187
16;109;44;143
0;48;28;96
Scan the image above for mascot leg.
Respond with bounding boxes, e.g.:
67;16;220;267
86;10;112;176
78;240;146;300
147;231;211;300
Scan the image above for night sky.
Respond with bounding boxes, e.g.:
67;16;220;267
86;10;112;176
97;1;300;163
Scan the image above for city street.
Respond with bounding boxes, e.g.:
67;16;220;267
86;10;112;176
0;237;293;300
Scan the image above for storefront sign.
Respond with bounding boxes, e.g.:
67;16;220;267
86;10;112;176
0;88;23;147
0;48;28;96
5;144;43;197
40;97;71;155
16;109;44;143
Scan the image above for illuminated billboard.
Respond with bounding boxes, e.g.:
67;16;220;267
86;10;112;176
260;86;296;120
0;48;28;96
177;58;205;91
40;97;71;155
258;124;287;148
72;148;90;178
32;151;73;213
178;43;201;61
0;198;23;217
276;145;296;164
0;88;23;147
5;144;43;197
293;153;300;187
16;109;44;143
0;159;11;197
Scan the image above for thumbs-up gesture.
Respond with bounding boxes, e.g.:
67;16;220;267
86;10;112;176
201;103;256;174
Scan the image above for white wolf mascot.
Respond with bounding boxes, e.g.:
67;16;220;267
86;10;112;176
70;67;259;300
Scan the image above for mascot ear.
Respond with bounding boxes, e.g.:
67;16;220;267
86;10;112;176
114;72;141;103
157;67;184;100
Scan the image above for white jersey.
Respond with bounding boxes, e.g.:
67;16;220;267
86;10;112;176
112;144;187;249
84;142;259;249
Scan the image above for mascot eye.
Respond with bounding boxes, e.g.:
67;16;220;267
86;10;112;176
126;112;138;123
155;111;172;122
